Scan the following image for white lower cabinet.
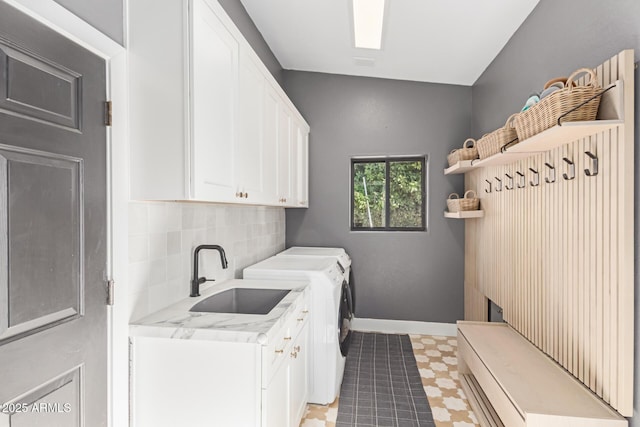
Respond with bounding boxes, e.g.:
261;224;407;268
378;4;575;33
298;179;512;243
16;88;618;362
263;322;309;427
262;359;288;427
289;322;309;424
131;300;310;427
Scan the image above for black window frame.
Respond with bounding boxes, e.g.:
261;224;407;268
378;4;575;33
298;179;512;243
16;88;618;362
350;156;427;232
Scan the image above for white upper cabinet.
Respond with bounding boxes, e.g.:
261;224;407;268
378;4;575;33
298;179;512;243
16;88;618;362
276;100;292;205
236;52;266;203
294;124;309;208
128;0;309;207
191;0;238;201
263;84;280;204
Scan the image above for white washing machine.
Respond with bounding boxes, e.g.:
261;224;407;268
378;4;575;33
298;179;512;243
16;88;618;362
276;246;352;283
243;256;352;405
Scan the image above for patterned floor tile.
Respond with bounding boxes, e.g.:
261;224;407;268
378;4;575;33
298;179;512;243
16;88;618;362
299;335;479;427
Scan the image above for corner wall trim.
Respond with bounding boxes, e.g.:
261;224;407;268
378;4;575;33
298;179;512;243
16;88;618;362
351;318;457;337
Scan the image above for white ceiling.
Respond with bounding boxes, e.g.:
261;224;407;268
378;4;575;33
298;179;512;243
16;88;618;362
239;0;540;86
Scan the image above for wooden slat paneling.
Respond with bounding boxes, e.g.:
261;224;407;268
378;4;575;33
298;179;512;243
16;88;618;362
463;50;634;416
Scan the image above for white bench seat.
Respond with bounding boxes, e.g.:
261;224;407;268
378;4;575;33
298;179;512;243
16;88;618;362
457;321;627;427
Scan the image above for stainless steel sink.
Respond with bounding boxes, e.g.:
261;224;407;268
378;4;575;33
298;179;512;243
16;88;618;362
189;288;291;315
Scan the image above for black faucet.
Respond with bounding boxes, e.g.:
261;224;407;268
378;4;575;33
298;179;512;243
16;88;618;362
190;244;228;297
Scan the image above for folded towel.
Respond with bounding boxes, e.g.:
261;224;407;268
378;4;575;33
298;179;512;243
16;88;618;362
540;85;561;99
521;94;540;112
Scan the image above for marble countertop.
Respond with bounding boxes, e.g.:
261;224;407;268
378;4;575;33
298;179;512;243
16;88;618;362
129;278;309;344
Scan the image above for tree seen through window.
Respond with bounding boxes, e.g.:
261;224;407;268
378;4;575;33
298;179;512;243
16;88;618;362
351;157;425;231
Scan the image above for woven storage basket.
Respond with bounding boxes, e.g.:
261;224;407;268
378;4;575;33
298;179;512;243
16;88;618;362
459;190;480;211
514;68;602;140
476;133;499;160
447;190;480;213
490;113;520;150
447;138;479;166
477;114;519;159
446;193;461;213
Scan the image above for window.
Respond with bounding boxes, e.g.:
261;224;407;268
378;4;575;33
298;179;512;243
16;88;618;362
351;156;426;231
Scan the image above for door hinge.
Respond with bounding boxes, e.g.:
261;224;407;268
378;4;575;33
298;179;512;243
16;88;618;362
107;279;115;306
104;101;112;126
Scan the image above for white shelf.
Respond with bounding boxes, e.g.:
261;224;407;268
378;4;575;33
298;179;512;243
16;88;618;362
449;81;624;171
470;120;622;168
444;210;484;219
472;151;536;168
505;120;622;154
444;160;476;175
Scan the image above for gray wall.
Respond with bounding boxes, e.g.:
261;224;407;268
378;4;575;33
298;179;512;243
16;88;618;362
472;0;640;136
53;0;123;45
283;71;471;323
471;0;640;423
217;0;283;85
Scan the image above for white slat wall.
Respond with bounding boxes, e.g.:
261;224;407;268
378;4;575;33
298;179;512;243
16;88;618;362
463;50;634;416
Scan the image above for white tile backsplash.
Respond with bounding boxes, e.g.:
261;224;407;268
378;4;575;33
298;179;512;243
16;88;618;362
128;201;286;320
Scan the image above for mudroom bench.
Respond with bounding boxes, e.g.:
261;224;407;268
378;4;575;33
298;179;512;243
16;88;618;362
457;321;627;427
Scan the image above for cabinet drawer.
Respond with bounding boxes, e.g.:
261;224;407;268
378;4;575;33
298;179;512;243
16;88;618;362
262;293;309;388
290;301;309;341
262;324;292;387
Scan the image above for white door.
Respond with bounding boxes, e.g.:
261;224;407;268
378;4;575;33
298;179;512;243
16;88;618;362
0;2;108;425
236;52;265;203
190;0;238;201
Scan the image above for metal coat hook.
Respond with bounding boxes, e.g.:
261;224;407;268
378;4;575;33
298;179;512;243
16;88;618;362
505;173;514;190
485;179;492;193
563;157;575;180
545;162;556;183
529;167;539;187
495;177;502;192
516;171;525;188
584;151;598;176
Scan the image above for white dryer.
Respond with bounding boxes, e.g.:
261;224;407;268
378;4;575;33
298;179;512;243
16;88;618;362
243;256;352;405
276;246;355;316
276;246;352;283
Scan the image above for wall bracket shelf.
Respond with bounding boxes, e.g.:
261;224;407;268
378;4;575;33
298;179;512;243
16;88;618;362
447;80;624;172
444;160;475;175
444;210;484;219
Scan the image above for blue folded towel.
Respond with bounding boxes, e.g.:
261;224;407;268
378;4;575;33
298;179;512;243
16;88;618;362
521;94;540;112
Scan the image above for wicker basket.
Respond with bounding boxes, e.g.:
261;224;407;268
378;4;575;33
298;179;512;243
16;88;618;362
446;193;460;212
477;114;519;159
447;190;480;213
447;138;479;166
476;133;498;160
514;68;602;140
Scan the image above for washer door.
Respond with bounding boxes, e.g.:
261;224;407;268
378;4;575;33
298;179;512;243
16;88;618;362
338;280;353;356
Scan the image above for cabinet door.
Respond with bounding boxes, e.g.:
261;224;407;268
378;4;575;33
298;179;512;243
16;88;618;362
289;322;309;427
236;52;265;203
295;123;309;208
190;0;238;201
262;358;289;427
276;101;292;205
288;119;299;207
262;84;279;205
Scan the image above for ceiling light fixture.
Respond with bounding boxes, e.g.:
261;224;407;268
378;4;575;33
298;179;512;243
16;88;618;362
352;0;385;50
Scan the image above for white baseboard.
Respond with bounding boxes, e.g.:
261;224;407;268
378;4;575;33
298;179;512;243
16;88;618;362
351;318;457;337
